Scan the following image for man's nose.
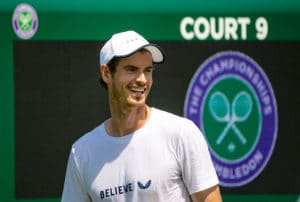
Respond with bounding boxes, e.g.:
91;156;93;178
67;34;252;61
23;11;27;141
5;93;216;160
136;72;147;83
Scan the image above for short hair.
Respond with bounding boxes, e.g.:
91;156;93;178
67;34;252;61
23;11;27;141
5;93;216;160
98;57;120;90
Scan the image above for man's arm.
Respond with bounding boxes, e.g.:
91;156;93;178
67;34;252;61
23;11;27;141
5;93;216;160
191;185;222;202
62;149;91;202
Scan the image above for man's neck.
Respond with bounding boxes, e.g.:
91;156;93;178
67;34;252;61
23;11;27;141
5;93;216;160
105;104;151;137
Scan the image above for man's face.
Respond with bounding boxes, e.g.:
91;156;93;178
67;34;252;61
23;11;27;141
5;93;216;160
108;50;154;108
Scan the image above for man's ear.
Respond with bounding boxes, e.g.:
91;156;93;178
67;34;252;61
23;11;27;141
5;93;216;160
100;64;111;84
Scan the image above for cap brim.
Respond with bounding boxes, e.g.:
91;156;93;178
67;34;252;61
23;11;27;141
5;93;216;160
144;44;165;64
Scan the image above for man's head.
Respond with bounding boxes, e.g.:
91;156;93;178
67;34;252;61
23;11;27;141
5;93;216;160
99;30;165;89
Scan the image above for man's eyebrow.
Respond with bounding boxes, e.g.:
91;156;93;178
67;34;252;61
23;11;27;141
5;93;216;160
123;65;154;69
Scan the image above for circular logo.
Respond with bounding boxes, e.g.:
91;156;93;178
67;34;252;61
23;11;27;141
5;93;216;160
184;51;278;187
12;3;38;39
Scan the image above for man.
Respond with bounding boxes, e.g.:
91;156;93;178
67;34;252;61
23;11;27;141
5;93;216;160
62;30;222;202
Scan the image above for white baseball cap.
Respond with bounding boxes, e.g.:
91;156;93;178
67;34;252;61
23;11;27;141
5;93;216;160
100;30;165;66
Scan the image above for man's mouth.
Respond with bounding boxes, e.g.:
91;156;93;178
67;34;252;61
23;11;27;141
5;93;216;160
129;87;146;94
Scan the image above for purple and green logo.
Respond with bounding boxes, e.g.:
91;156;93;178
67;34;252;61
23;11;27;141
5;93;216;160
12;3;38;39
184;51;278;187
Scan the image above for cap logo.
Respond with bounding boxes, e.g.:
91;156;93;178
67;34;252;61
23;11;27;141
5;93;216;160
126;37;139;43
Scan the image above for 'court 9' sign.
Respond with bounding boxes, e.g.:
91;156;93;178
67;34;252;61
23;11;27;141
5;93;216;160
180;16;268;41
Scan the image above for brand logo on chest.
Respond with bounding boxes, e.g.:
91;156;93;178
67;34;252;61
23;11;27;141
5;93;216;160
99;179;152;199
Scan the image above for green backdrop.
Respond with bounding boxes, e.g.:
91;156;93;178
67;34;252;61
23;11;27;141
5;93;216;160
1;0;299;201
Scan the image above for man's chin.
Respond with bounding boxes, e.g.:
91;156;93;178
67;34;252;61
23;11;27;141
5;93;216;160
127;98;146;107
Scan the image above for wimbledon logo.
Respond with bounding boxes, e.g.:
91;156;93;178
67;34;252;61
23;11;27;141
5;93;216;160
12;3;38;39
184;51;278;187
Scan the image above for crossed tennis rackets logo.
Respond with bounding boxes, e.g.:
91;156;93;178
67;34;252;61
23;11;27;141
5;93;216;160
185;51;278;186
18;11;33;32
209;91;253;147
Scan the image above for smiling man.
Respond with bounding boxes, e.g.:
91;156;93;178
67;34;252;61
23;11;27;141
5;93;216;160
62;30;222;202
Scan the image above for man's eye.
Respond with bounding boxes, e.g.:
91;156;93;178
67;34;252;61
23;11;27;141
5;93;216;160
145;67;154;73
126;67;137;72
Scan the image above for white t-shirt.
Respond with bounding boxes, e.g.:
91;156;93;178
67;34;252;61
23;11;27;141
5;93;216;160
62;108;219;202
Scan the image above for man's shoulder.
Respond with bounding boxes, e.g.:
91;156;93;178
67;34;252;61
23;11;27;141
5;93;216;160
152;108;192;124
151;108;197;132
72;123;103;148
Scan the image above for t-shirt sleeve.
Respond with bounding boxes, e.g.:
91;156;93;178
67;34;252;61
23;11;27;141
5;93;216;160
61;147;90;202
177;119;219;194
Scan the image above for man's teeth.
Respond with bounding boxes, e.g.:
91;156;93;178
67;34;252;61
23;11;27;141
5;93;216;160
130;88;145;93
